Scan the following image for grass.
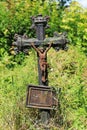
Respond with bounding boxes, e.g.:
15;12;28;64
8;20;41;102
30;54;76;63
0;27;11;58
0;45;87;130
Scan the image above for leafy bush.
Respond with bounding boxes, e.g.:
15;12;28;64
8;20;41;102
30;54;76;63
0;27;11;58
0;1;87;56
0;0;62;55
60;1;87;54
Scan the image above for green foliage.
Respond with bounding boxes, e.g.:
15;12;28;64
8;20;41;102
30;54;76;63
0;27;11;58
48;46;87;129
60;1;87;54
0;45;87;130
0;2;10;56
0;0;62;53
0;1;87;56
0;51;38;130
0;0;87;130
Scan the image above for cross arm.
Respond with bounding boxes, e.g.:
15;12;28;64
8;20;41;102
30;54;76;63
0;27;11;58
11;33;68;54
44;36;68;51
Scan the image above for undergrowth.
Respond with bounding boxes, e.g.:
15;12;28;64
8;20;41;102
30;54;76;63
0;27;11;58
0;45;87;130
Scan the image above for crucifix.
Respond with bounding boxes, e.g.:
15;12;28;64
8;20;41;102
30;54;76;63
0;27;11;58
11;14;68;124
12;14;68;84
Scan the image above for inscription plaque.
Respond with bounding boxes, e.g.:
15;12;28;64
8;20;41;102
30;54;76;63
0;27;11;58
26;84;58;109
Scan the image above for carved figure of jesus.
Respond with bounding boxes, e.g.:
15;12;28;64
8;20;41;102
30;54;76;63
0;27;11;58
31;42;52;82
